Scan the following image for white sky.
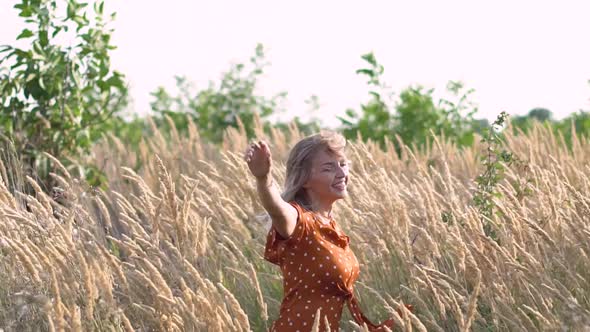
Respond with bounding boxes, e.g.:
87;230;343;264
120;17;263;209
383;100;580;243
2;0;590;128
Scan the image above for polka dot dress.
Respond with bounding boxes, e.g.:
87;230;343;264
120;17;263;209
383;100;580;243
264;201;397;332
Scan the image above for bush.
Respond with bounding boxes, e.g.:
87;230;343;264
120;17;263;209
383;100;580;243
0;0;127;183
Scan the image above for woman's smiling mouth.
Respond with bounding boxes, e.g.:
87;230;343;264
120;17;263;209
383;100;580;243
332;181;346;191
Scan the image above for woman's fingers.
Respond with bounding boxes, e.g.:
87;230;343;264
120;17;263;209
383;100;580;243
260;141;271;157
244;142;256;160
243;140;272;178
248;140;269;149
244;140;271;162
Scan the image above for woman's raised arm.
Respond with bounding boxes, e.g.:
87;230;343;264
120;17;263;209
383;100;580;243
244;140;298;239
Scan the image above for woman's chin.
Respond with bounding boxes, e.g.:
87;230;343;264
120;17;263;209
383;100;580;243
332;189;348;199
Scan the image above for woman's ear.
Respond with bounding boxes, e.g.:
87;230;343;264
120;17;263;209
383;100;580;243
302;180;310;189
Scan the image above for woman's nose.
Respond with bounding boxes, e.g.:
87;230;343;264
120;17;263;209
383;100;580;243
336;165;347;177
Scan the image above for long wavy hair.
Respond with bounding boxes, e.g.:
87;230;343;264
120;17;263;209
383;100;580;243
281;130;347;210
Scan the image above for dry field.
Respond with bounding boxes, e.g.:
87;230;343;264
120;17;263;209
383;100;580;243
0;118;589;331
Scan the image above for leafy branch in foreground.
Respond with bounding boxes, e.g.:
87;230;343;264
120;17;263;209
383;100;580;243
0;0;127;188
473;112;524;241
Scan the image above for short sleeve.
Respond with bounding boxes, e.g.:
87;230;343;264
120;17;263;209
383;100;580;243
263;201;310;266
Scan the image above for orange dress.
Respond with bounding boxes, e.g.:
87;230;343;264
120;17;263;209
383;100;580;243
264;201;396;332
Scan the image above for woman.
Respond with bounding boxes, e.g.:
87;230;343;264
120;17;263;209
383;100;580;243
244;131;409;331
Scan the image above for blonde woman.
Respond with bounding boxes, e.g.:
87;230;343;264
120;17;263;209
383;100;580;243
244;131;411;331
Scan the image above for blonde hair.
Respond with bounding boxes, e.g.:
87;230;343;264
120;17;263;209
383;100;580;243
281;130;347;210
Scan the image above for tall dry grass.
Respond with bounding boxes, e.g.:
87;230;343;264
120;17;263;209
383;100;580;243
1;116;589;331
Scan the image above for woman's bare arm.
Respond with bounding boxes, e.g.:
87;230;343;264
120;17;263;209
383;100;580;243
244;141;297;239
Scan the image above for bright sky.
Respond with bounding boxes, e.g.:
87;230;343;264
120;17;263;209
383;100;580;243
2;1;590;128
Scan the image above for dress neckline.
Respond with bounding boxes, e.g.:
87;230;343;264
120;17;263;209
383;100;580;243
312;213;333;226
293;201;334;225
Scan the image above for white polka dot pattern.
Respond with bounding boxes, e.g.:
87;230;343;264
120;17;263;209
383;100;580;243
264;201;400;331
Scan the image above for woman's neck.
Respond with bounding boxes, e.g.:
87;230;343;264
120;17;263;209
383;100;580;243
309;200;333;219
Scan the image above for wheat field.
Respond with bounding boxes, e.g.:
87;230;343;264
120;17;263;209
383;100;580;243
0;117;589;331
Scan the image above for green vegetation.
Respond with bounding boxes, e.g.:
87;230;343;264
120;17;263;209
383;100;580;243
0;0;127;184
473;112;519;241
1;1;590;330
149;44;286;144
1;0;589;213
338;52;482;152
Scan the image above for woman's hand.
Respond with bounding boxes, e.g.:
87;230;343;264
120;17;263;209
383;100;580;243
244;140;272;179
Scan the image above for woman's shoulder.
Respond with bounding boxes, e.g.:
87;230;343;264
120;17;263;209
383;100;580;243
287;199;305;211
287;200;313;220
288;200;335;222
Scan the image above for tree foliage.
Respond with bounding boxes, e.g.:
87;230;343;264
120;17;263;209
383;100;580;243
149;44;288;144
338;52;483;152
2;0;589;193
510;103;590;149
0;0;127;179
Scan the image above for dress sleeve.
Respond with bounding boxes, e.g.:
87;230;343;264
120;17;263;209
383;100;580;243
263;201;310;266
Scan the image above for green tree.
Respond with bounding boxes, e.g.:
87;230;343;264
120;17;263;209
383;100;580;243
150;44;287;143
528;107;552;122
394;86;441;148
471;118;491;135
337;52;394;145
553;110;590;147
510;107;553;133
338;52;481;151
0;0;127;182
552;81;590;144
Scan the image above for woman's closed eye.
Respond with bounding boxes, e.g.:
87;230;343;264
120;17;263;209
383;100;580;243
321;161;350;172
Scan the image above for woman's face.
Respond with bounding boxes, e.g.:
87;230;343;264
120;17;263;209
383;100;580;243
303;148;350;203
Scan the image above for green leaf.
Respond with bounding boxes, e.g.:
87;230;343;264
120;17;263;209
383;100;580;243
32;41;45;60
345;108;358;119
39;75;48;91
17;29;34;40
337;116;353;126
0;45;12;53
39;30;48;47
67;2;75;18
18;7;32;17
355;69;374;77
71;71;82;87
368;91;381;100
52;26;62;38
360;52;377;66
